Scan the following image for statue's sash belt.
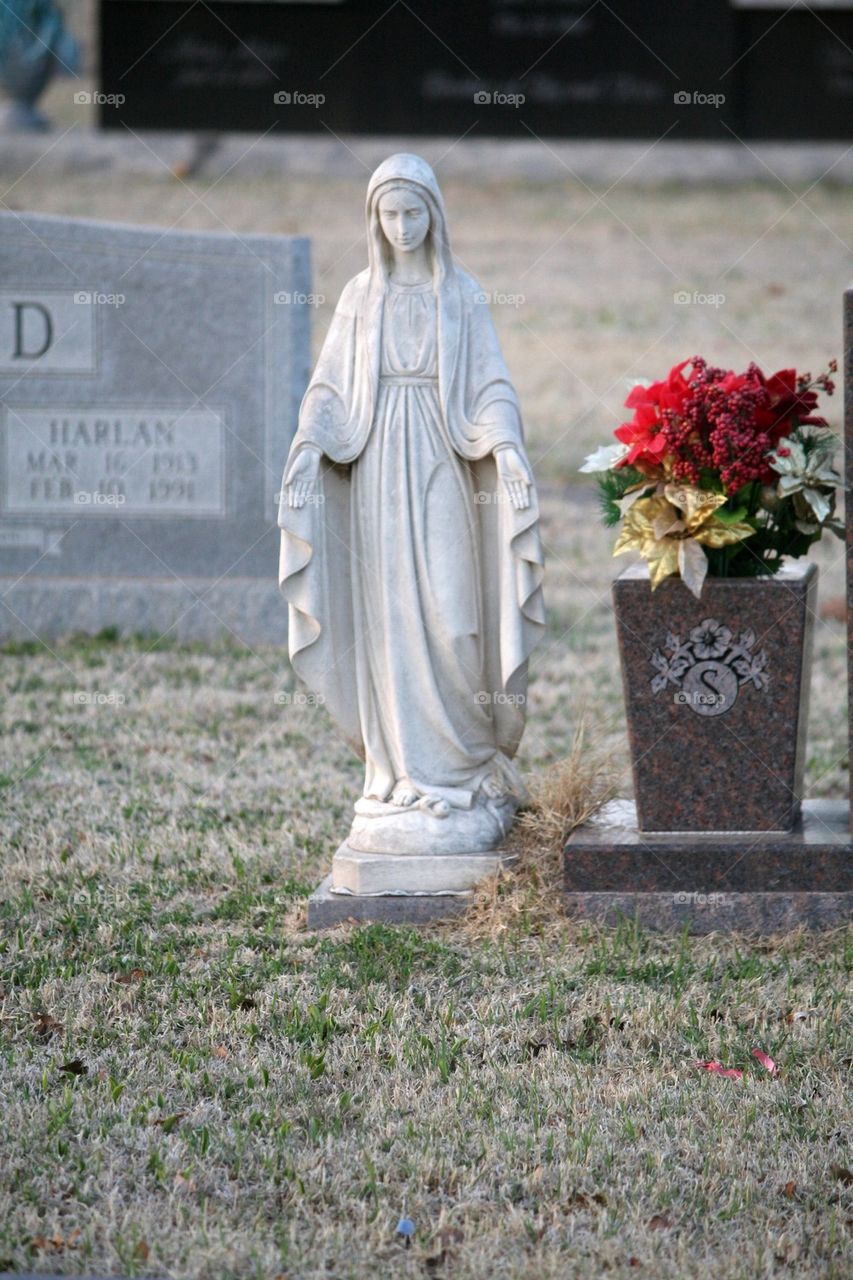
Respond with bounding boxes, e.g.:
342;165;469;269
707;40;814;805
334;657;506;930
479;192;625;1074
379;375;438;386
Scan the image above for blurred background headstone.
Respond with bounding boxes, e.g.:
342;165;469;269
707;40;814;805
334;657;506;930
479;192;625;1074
98;0;853;140
0;212;311;644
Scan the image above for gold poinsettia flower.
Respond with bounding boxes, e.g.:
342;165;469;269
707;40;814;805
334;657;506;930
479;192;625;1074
613;485;755;598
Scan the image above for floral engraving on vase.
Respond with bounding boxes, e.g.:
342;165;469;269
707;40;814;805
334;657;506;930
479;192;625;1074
649;619;770;718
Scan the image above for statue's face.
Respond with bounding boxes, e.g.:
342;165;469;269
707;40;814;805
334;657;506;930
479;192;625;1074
377;188;430;254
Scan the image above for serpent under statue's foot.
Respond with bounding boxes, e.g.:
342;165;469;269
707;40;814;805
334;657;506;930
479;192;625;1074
390;782;419;807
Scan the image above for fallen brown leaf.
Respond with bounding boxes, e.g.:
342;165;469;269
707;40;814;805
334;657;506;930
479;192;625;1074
567;1191;607;1210
33;1013;63;1039
426;1226;465;1271
29;1227;81;1254
60;1058;87;1076
151;1111;187;1132
134;1240;150;1260
784;1009;816;1024
115;968;145;984
782;1182;797;1198
647;1214;673;1230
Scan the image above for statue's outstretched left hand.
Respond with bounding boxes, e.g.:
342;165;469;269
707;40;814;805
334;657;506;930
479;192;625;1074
495;446;532;511
283;445;321;509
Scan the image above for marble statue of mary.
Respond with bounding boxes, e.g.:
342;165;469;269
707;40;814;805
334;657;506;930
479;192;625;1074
278;153;545;890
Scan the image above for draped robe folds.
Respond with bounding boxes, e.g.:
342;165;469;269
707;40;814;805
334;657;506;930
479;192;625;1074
277;264;545;810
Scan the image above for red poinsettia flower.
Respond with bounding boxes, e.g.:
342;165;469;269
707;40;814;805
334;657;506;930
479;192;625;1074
614;360;692;470
762;367;827;438
614;410;668;468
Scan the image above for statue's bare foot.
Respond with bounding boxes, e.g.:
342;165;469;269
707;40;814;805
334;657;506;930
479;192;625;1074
391;783;418;807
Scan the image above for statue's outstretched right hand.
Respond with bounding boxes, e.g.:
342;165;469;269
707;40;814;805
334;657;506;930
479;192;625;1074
283;446;322;509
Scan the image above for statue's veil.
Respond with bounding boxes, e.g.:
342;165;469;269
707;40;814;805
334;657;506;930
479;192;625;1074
365;153;454;292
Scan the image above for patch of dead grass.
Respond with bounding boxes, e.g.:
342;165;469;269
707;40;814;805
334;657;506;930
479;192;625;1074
463;722;619;941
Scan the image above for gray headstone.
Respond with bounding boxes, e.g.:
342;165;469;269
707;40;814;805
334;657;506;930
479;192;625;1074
0;211;311;644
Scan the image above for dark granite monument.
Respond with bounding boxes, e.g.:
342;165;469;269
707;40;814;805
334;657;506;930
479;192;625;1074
99;0;853;142
562;286;853;933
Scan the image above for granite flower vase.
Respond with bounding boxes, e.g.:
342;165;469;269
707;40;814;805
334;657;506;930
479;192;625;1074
613;561;817;834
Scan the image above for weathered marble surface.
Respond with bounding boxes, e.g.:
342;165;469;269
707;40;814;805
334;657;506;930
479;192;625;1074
307;875;473;929
331;845;517;896
0;212;310;644
278;154;544;894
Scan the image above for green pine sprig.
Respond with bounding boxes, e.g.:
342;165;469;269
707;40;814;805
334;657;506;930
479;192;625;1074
595;465;648;527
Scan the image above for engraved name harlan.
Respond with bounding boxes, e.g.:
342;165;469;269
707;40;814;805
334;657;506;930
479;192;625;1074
47;418;177;447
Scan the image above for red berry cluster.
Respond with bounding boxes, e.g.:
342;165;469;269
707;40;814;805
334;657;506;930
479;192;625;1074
613;355;834;492
659;360;767;491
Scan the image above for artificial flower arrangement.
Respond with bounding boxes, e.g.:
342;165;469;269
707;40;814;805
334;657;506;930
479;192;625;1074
581;356;841;598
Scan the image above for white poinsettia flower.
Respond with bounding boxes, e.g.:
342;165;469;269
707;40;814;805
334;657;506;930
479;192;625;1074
769;435;841;524
579;442;630;473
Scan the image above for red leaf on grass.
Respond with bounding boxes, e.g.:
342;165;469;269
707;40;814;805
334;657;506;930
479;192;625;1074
752;1048;779;1076
693;1059;743;1079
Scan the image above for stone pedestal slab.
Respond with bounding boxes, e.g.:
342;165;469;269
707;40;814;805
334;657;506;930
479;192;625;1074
307;875;474;929
332;843;515;895
306;845;517;928
564;798;853;932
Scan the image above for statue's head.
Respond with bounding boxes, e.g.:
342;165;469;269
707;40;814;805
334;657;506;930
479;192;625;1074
365;153;453;285
376;187;431;256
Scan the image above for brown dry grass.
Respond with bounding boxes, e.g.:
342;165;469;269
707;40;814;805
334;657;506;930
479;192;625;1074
464;723;619;941
1;151;852;1279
